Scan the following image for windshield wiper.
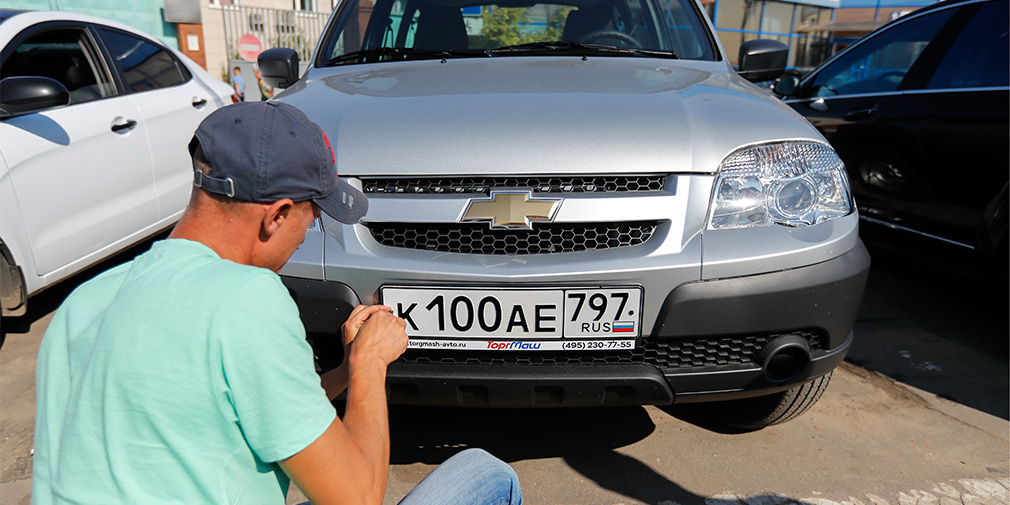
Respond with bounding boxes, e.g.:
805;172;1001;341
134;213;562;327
490;41;676;59
631;48;679;59
324;42;676;66
324;47;488;66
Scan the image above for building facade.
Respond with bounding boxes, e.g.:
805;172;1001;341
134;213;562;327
13;0;180;47
197;0;332;83
12;0;333;82
820;0;937;52
702;0;839;70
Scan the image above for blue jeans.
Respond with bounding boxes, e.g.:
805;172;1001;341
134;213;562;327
397;449;523;505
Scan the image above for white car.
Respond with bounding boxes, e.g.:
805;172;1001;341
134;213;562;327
0;10;233;317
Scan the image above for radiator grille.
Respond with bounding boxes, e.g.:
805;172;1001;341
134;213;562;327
361;176;665;194
367;222;656;255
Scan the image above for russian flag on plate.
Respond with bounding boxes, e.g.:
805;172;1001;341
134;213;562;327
612;321;635;333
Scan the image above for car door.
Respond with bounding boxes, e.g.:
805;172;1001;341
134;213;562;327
0;22;158;280
95;26;218;221
783;4;962;225
871;0;1009;249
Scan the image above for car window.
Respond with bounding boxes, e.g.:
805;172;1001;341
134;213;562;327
807;7;956;97
0;26;115;105
320;0;715;65
98;28;190;92
926;0;1009;90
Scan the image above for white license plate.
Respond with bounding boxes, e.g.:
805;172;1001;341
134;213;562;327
381;287;642;350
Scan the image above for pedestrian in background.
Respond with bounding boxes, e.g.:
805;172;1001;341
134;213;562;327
230;66;245;102
32;101;523;505
255;66;273;101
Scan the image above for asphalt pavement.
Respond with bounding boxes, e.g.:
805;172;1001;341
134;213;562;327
2;241;1007;505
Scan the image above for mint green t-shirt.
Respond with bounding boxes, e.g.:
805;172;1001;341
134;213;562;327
33;239;336;505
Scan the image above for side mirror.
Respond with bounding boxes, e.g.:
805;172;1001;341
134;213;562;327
772;74;801;96
0;76;70;118
738;40;788;83
258;48;300;89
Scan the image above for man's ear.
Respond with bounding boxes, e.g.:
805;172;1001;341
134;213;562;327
262;199;295;238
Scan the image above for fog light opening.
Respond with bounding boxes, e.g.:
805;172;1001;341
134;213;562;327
757;335;812;383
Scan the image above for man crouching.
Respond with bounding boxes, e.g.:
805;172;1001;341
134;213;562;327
33;101;522;505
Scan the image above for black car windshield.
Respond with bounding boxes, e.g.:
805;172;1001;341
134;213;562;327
318;0;716;66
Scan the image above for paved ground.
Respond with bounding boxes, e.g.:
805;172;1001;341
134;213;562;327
3;243;1008;505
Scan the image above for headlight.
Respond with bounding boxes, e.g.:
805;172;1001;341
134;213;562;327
708;141;852;229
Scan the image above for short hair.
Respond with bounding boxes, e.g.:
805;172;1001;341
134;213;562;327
233;66;241;72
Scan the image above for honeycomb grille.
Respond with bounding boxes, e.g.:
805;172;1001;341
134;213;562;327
361;176;665;194
396;330;825;369
367;222;656;255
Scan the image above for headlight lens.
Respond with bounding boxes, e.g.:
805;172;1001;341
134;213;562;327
708;141;852;229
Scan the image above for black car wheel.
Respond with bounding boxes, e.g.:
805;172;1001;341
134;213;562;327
702;372;833;431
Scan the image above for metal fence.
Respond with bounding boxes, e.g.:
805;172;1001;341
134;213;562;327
222;5;329;63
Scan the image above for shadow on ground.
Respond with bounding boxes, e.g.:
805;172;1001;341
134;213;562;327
388;406;655;466
848;244;1009;420
388;405;823;505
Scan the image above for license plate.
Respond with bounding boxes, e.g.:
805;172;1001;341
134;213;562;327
380;287;642;350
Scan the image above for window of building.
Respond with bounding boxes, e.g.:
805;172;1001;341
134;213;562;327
277;11;297;33
716;0;760;32
700;0;715;21
796;33;832;68
249;13;265;31
760;1;794;35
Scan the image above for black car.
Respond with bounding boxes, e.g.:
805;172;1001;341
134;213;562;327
774;0;1008;274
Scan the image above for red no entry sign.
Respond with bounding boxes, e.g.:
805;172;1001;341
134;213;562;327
238;34;262;62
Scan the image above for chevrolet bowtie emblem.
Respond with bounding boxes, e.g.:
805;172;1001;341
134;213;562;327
459;191;562;229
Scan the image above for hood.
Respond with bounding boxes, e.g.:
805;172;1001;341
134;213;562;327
276;57;821;176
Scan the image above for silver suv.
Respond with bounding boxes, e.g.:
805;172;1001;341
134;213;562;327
261;0;870;429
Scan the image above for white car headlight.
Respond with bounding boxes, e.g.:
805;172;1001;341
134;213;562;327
708;141;852;229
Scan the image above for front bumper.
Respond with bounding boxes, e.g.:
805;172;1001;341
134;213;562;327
282;240;870;407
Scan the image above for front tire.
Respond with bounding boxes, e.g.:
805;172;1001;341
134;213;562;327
1;250;26;318
703;372;833;431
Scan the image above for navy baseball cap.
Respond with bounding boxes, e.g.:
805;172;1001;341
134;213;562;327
188;101;367;224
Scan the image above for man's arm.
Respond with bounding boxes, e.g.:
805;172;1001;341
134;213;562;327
280;310;407;505
319;305;393;400
319;365;348;401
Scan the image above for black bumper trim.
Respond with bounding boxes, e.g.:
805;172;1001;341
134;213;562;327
385;363;674;407
382;331;850;407
281;276;361;334
655;241;870;349
666;330;852;403
282;276;360;368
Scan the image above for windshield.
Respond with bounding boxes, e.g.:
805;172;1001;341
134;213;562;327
317;0;717;66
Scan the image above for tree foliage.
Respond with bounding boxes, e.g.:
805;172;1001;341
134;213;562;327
478;7;532;47
541;6;573;42
472;5;575;48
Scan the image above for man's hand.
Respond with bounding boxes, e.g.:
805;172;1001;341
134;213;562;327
322;305;405;400
346;309;408;372
341;304;392;346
